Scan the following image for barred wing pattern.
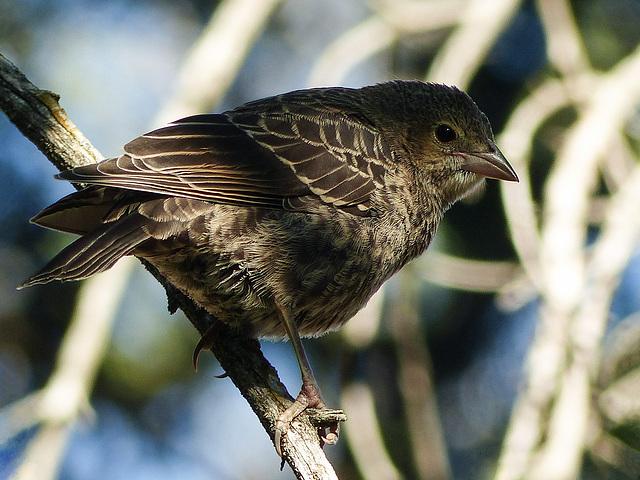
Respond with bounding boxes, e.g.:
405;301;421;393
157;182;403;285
58;95;395;216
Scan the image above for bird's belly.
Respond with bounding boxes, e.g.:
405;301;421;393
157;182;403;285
141;208;388;339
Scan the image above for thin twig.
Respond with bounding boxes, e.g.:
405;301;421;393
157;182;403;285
308;17;397;88
498;76;596;291
418;252;521;293
308;0;464;88
367;0;464;33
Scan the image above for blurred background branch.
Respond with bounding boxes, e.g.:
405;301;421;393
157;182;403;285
497;38;640;480
427;0;521;87
12;260;133;480
156;0;283;124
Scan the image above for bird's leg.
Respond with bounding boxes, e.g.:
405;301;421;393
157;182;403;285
274;302;340;456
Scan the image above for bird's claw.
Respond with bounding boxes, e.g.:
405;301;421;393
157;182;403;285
273;385;344;456
321;424;339;446
192;321;223;371
274;420;286;457
273;392;309;457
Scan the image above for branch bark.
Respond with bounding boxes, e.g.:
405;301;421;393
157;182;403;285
0;52;343;479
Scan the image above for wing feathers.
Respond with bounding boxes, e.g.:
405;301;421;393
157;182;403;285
55;100;394;216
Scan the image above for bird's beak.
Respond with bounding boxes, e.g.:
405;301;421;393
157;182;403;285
456;142;518;182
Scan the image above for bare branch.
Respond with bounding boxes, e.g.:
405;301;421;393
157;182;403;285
0;56;102;170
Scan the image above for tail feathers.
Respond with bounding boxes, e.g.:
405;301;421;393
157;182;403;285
19;215;150;289
30;187;118;235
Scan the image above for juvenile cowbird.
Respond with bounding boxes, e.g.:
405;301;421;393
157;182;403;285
21;80;517;454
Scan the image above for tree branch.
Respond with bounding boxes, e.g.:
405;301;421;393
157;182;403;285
0;52;343;479
0;57;102;170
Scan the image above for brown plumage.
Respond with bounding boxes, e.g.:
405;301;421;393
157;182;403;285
21;80;517;453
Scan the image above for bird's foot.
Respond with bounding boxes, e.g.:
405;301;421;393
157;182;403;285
192;320;224;371
274;380;342;457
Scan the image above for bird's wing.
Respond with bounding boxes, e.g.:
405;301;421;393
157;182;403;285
57;105;393;216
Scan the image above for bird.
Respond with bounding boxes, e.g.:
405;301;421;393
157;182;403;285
20;80;518;455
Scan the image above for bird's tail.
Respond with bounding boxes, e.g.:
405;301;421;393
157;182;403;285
19;214;150;288
19;187;152;288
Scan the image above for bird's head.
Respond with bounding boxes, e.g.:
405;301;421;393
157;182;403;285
363;81;518;207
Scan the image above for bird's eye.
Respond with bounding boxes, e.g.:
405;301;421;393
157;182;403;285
435;124;456;143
